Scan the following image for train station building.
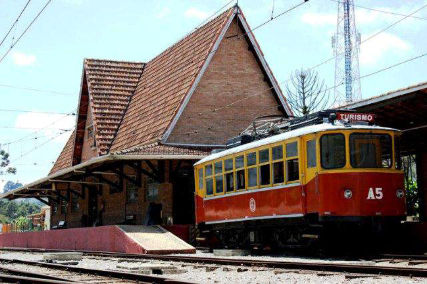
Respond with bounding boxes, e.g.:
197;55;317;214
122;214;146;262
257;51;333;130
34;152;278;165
0;6;292;240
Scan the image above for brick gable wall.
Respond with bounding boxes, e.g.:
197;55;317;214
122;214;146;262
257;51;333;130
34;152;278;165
81;105;98;162
167;19;284;145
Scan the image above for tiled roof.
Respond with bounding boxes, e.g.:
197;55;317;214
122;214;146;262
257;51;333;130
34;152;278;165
110;8;235;152
85;59;145;155
115;142;211;157
50;131;75;174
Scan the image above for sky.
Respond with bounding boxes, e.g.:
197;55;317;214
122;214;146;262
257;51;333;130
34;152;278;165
0;0;426;189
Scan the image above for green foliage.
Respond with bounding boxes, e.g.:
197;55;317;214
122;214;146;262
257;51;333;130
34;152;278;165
0;199;41;223
3;181;23;193
15;216;30;232
405;179;419;217
0;149;16;175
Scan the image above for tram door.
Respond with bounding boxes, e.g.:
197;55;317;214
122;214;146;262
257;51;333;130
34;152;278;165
302;135;319;214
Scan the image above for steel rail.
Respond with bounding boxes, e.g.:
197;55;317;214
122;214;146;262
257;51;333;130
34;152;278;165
0;257;191;284
0;273;71;284
0;265;74;282
1;248;426;278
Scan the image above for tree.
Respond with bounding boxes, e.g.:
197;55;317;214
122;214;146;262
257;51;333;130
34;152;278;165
285;69;331;117
3;181;23;193
15;216;29;232
0;148;16;175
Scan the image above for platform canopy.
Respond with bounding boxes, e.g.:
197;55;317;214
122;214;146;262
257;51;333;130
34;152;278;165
343;81;427;153
0;151;206;203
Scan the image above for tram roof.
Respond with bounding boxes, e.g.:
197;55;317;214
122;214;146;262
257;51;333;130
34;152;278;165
195;123;398;165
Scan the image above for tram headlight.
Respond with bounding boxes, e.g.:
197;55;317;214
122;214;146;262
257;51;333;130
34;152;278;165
396;189;404;199
344;189;352;199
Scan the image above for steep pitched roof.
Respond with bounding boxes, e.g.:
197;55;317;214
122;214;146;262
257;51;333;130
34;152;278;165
110;8;235;152
51;5;291;174
50;131;75;174
84;59;145;155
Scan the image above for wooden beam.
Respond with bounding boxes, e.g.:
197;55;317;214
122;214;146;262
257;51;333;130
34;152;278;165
34;197;49;206
111;167;139;186
49;179;104;185
69;188;83;199
144;160;160;176
53;190;69;202
127;161;160;182
95;174;121;192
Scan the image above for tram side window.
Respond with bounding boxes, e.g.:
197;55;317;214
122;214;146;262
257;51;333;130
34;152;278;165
198;168;203;191
306;139;316;168
205;164;213;196
350;133;392;168
286;142;299;182
321;134;346;169
259;149;270;186
235;155;245;190
224;158;234;192
215;161;224;194
246;152;258;188
272;145;284;184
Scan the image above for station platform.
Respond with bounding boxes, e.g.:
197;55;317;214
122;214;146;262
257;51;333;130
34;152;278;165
0;225;196;254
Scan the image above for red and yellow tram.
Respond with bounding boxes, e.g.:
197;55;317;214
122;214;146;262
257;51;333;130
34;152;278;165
194;111;405;247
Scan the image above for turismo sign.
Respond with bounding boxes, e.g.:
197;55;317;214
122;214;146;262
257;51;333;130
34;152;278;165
337;112;375;123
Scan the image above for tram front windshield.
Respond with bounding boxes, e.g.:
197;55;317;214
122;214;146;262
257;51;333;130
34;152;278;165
350;133;392;168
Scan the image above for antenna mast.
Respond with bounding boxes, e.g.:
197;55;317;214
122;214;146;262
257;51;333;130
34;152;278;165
332;0;361;105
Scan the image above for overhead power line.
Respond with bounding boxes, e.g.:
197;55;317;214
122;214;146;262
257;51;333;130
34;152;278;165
0;0;53;64
0;108;72;115
0;0;32;48
0;83;75;96
10;129;72;163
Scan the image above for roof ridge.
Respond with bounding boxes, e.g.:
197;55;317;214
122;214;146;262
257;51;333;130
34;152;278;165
145;7;235;66
84;58;145;65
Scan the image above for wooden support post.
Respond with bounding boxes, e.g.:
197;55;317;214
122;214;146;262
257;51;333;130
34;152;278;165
416;148;426;221
158;160;165;183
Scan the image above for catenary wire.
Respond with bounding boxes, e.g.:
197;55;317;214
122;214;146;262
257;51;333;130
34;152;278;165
0;0;53;64
0;0;32;48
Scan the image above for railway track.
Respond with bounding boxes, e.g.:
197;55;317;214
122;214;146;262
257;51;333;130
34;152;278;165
0;248;426;279
0;257;192;283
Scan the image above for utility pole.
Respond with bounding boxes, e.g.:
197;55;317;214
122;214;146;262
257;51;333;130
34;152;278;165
332;0;362;105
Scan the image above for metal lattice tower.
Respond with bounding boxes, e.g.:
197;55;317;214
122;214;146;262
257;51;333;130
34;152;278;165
332;0;362;105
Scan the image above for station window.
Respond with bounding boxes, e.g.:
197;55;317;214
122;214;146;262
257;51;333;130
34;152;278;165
306;139;316;168
126;181;138;203
198;168;204;191
259;149;270;186
214;161;224;194
246;152;258;188
272;145;284;184
321;134;346;169
224;158;234;192
60;199;67;214
205;164;213;196
235;155;245;190
71;192;80;212
286;142;299;182
52;202;58;214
